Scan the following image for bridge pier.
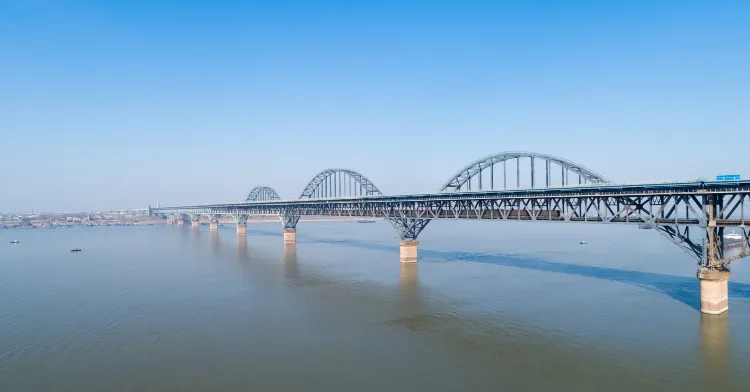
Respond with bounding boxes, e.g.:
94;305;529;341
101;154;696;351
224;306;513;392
177;217;184;226
698;269;730;315
236;223;247;236
389;217;429;263
210;220;219;232
191;218;199;228
283;228;296;244
399;240;419;263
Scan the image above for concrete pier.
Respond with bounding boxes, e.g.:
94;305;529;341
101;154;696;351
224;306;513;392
210;220;219;232
177;218;184;226
191;219;199;228
283;228;296;244
399;240;419;263
236;223;247;236
698;269;730;315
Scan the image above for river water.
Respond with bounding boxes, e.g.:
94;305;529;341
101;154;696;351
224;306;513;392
1;221;749;391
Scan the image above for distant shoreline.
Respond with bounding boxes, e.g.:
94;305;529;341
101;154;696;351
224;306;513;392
0;216;382;229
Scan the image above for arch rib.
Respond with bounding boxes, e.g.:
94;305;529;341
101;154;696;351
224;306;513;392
246;186;281;202
440;151;610;192
299;169;383;198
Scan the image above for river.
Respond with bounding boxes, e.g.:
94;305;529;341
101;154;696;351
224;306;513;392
1;221;749;391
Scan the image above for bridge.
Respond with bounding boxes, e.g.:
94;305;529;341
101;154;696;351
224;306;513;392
151;151;750;315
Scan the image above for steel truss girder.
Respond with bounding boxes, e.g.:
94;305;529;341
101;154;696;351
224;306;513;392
231;214;249;225
281;210;300;230
154;185;750;269
389;218;430;241
197;213;221;222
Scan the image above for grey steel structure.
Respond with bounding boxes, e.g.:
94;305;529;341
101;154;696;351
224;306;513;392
153;152;750;271
246;186;281;202
299;168;383;198
440;151;610;191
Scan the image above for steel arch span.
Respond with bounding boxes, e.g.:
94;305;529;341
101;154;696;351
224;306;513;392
299;169;383;198
296;168;426;239
440;151;610;192
246;186;281;202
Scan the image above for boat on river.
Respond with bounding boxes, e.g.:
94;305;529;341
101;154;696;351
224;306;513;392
725;230;742;241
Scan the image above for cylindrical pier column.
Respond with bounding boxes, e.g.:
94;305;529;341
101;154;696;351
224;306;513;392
236;223;247;236
399;240;419;263
283;228;296;244
698;269;730;315
210;220;219;232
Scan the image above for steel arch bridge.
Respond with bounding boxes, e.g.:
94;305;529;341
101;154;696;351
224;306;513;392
154;151;750;275
246;186;281;202
298;168;383;199
440;151;610;192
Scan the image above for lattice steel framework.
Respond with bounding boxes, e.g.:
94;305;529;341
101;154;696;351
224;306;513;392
199;213;221;221
155;151;750;270
230;214;248;225
440;151;610;192
299;169;383;199
281;213;300;230
294;168;427;238
246;186;281;202
154;182;750;269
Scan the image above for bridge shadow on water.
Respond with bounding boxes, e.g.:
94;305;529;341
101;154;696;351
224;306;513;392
238;227;750;311
298;236;750;312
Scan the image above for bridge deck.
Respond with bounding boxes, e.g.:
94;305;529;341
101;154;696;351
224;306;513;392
154;180;750;267
156;180;750;210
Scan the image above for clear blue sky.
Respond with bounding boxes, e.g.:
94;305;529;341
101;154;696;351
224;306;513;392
2;0;748;212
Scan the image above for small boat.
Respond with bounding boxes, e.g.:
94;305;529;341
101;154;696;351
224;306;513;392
579;241;587;245
10;240;19;244
724;230;742;241
70;248;82;252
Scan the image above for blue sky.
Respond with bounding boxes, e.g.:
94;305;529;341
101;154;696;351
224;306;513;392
2;0;748;212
